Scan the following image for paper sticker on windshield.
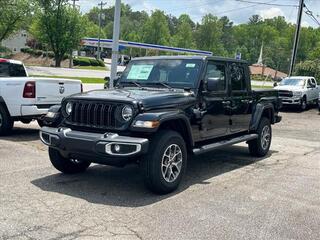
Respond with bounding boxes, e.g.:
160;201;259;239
186;63;196;68
127;65;154;80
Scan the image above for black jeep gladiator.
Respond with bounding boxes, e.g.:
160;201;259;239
40;56;282;194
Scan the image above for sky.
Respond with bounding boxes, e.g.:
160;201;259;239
78;0;320;28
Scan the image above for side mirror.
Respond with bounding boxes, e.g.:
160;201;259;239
273;82;278;87
104;76;119;89
206;78;220;92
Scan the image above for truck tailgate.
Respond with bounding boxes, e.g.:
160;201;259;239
34;78;82;104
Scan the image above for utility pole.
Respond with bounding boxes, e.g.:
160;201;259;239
69;0;79;68
97;1;107;60
289;0;304;76
110;0;121;89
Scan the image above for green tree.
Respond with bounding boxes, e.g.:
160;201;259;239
173;14;194;49
0;0;32;41
31;0;85;67
194;14;225;56
295;60;320;81
142;10;170;45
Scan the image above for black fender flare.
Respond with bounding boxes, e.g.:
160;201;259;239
250;103;275;131
131;110;194;147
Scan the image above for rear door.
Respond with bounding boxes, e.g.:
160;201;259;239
35;78;81;104
200;61;231;139
229;63;253;133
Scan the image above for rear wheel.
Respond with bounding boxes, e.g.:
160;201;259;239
49;148;91;174
248;117;272;157
0;105;13;136
141;130;187;194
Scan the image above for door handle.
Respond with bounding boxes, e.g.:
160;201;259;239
222;100;231;106
241;99;253;104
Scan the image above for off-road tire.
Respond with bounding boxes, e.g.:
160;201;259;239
49;148;91;174
0;105;14;136
141;130;187;194
248;117;272;157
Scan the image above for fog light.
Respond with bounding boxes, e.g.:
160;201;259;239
114;144;121;152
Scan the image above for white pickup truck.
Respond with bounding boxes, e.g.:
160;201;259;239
0;58;82;135
274;76;319;111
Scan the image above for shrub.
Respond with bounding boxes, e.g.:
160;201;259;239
34;50;43;56
42;51;55;58
97;59;105;67
20;48;30;53
73;58;80;66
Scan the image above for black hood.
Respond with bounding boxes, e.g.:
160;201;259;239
68;88;196;110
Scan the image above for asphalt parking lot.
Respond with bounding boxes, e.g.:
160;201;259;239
0;108;319;240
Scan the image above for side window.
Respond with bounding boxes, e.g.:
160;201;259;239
307;79;314;88
230;63;246;91
311;79;317;87
0;63;10;77
9;64;27;77
205;62;226;91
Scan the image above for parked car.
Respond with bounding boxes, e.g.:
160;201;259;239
274;76;319;111
40;56;282;194
0;58;82;135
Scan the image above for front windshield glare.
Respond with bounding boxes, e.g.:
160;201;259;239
279;78;305;86
119;59;202;88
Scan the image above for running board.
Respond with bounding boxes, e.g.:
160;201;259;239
193;134;258;155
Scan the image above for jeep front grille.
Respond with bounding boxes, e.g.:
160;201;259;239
66;101;128;130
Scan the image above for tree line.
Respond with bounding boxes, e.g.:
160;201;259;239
1;0;319;73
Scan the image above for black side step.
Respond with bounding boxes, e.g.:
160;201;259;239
193;134;258;155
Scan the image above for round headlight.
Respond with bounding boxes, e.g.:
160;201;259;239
66;102;73;115
122;105;133;121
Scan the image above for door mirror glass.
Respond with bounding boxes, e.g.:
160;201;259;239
207;78;221;91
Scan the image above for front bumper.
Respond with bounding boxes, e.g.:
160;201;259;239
40;127;149;166
280;97;301;105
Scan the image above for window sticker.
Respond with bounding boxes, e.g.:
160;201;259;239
127;65;154;80
186;63;196;68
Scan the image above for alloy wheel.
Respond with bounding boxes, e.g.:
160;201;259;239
161;144;183;183
261;125;271;150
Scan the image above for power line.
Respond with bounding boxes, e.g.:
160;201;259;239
304;4;320;26
235;0;298;7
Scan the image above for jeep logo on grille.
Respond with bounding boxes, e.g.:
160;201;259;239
59;86;65;94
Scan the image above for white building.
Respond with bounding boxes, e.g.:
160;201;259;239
1;30;28;53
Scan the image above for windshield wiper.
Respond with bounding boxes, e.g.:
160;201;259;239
121;81;143;88
144;82;173;90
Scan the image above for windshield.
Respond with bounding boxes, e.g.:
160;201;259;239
0;62;27;77
119;59;203;89
279;78;305;87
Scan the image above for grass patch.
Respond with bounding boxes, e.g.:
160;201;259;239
30;75;105;84
73;65;108;71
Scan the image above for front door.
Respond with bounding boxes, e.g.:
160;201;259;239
229;63;252;133
200;61;231;139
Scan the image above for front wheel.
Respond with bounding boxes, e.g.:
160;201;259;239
248;117;272;157
49;148;91;174
140;130;187;194
300;96;307;111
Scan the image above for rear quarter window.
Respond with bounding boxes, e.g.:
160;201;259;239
0;62;27;77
